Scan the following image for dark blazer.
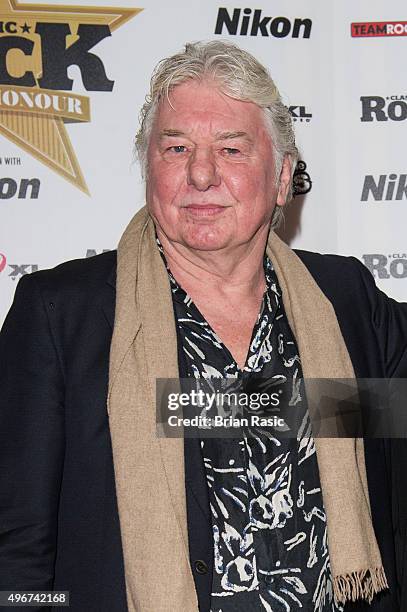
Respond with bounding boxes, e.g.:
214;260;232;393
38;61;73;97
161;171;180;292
1;249;407;612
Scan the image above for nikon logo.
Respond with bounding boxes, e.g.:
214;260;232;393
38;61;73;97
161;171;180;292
361;174;407;202
0;177;40;199
215;8;312;38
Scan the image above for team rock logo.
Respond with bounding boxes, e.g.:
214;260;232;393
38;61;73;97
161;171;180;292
361;174;407;202
351;21;407;37
361;96;407;122
215;8;312;38
0;0;141;193
362;254;407;279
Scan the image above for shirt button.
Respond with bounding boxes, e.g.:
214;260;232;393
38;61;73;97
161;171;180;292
194;559;208;575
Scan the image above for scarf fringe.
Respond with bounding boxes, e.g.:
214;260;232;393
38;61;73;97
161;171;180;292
333;567;388;604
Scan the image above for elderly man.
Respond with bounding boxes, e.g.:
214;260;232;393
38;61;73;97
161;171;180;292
0;41;406;612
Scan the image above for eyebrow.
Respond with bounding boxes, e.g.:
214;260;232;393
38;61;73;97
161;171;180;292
215;131;251;141
158;129;253;142
159;129;186;138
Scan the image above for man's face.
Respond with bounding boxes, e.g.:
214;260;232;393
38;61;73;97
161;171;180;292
146;79;291;252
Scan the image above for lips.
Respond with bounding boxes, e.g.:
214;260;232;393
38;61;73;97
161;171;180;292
0;253;6;273
183;204;226;216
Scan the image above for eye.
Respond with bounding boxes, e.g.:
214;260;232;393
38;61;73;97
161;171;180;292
223;147;241;155
167;145;187;153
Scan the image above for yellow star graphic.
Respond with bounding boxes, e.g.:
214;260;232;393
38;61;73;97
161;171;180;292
0;0;142;194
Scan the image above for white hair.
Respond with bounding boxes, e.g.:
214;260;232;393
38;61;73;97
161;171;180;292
135;40;298;227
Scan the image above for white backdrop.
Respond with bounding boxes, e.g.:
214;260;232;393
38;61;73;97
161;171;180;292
1;0;406;324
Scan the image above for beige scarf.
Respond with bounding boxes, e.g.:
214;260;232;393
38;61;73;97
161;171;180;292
107;206;387;612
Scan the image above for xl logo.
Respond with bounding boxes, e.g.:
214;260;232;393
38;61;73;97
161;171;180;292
362;254;407;279
289;106;312;122
8;263;38;279
361;96;407;122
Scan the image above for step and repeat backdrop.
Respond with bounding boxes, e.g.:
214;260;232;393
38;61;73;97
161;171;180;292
0;0;406;324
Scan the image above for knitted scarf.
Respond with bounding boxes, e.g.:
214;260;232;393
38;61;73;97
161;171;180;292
107;206;387;612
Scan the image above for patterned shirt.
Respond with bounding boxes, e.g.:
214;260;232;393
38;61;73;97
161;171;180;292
158;240;343;612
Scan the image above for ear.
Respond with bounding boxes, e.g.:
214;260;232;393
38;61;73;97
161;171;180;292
276;154;292;207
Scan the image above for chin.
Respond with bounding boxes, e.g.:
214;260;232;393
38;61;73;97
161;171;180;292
180;226;232;252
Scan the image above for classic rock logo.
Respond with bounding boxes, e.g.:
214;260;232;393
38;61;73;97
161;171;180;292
361;96;407;122
0;0;141;193
362;254;407;279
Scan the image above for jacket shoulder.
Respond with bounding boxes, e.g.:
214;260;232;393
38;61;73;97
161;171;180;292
293;248;374;297
294;248;367;276
24;250;117;295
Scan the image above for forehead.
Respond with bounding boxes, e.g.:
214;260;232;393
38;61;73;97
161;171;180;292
152;80;268;136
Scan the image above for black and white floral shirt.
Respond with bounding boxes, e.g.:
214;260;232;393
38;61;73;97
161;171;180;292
158;240;343;612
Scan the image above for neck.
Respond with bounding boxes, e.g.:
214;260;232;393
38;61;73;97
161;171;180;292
155;224;270;300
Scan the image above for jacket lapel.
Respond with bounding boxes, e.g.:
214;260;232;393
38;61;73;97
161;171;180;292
101;255;117;330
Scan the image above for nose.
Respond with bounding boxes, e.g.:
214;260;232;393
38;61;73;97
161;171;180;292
187;149;221;191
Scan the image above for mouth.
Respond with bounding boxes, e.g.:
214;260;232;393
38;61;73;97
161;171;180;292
182;204;227;217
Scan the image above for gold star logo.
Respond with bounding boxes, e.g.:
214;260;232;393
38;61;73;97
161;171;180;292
0;0;142;193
